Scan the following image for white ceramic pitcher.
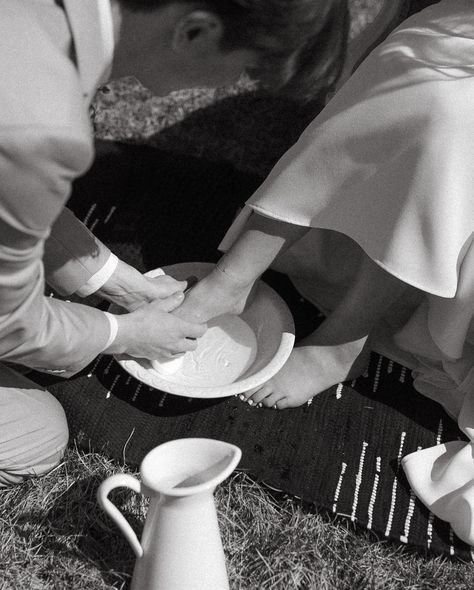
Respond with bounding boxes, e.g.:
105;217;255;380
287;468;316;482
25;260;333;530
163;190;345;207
97;438;241;590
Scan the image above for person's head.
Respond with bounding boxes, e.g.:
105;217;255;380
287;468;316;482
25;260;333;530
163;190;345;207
111;0;349;100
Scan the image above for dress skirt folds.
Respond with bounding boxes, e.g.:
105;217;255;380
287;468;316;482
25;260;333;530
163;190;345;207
220;0;474;545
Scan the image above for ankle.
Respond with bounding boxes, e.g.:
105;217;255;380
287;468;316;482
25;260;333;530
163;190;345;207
298;336;369;378
213;263;255;293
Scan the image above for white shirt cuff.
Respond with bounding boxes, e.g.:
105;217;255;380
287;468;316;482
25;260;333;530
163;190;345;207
75;253;119;297
103;311;119;350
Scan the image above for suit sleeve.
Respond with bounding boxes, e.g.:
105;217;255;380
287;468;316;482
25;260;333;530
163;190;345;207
43;206;113;296
0;126;112;376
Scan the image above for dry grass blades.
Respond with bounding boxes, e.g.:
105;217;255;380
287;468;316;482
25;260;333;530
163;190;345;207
1;447;474;589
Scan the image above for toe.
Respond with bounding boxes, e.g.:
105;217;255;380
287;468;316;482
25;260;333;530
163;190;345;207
247;385;274;406
241;388;258;401
274;397;292;410
261;391;286;409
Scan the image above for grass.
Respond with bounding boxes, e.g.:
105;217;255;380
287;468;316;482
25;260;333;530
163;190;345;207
3;2;471;589
1;446;473;590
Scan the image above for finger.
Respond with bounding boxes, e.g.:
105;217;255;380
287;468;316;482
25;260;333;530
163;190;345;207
154;291;185;312
152;350;174;360
180;320;207;339
161;335;201;355
149;276;187;296
176;338;199;352
184;275;199;293
174;279;188;292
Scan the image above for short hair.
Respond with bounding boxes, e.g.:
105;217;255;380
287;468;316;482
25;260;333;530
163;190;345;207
118;0;350;101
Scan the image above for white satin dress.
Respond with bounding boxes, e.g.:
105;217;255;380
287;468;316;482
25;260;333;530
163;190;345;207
220;0;474;545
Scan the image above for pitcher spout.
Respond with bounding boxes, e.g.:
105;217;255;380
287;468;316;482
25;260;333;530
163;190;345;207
141;438;242;496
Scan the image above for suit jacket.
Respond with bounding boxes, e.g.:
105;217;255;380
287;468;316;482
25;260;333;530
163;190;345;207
0;0;116;376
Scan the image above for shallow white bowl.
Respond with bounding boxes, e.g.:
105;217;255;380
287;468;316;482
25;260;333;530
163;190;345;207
111;262;295;398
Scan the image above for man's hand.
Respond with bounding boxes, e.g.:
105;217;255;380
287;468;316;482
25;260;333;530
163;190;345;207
104;295;207;360
96;259;187;311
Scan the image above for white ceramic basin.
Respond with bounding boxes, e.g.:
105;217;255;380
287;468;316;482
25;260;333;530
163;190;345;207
113;262;295;398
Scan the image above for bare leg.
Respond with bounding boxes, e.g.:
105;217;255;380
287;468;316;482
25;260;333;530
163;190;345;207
241;254;414;409
174;212;309;323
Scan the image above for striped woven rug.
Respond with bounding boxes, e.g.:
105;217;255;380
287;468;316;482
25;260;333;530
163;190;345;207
38;275;471;561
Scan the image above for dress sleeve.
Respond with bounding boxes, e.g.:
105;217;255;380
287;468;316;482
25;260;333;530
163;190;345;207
0;126;112;376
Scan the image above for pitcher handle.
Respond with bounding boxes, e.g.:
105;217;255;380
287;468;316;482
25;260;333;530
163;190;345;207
97;473;144;558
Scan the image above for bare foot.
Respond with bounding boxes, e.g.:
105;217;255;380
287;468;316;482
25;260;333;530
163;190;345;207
240;338;370;409
174;265;255;324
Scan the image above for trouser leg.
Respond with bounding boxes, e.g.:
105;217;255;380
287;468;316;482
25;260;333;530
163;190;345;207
0;363;69;488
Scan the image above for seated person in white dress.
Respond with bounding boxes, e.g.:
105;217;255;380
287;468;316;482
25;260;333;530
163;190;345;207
0;0;348;487
176;0;474;545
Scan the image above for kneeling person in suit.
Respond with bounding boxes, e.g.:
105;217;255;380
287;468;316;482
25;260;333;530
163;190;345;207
0;0;348;485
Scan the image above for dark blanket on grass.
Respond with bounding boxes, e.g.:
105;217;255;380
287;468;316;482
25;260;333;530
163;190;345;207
33;139;471;562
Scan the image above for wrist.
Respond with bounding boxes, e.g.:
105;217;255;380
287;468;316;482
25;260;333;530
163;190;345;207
75;254;119;298
96;260;148;311
103;312;119;351
103;313;132;355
